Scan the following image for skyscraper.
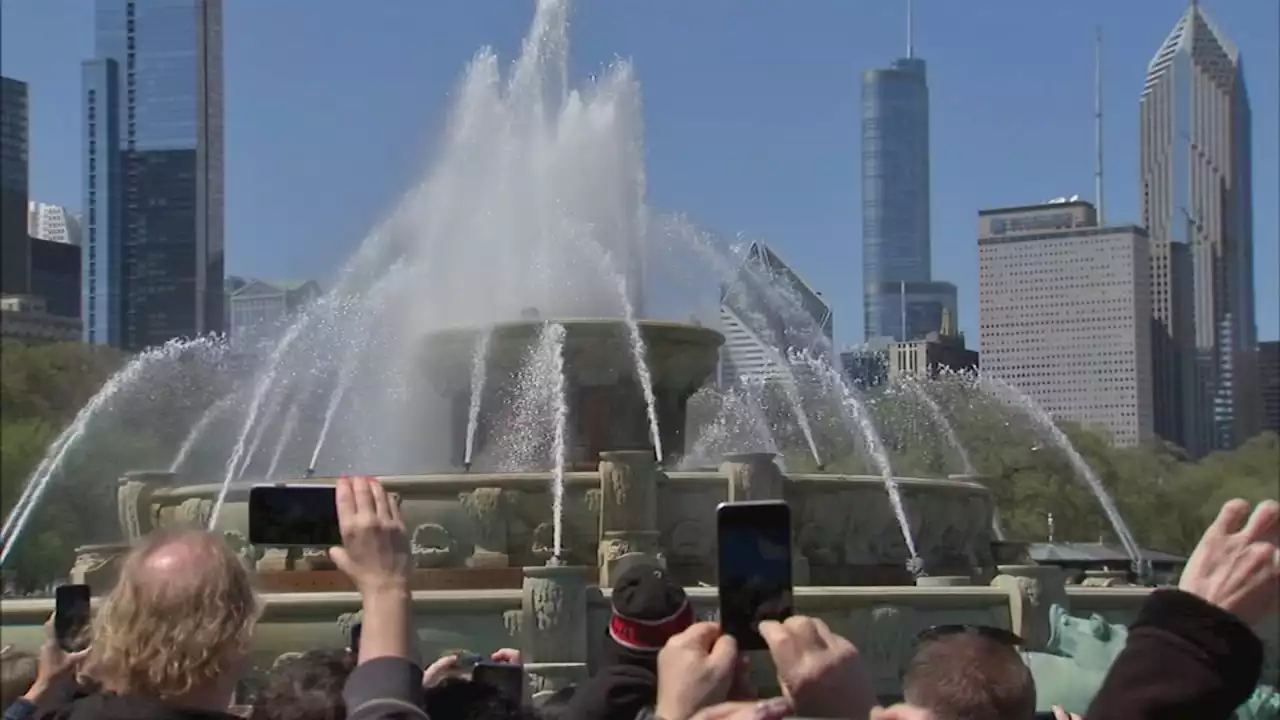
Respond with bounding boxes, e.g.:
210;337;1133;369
82;0;225;350
1;76;30;296
978;200;1155;447
719;242;832;384
861;6;946;342
28;202;83;246
1141;2;1256;454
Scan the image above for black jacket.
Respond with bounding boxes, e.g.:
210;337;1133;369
1086;589;1264;720
34;692;239;720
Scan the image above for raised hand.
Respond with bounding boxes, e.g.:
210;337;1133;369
1179;498;1280;626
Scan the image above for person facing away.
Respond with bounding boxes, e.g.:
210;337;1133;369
901;631;1037;720
255;649;355;720
38;527;260;720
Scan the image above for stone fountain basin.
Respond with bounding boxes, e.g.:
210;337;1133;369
137;470;999;586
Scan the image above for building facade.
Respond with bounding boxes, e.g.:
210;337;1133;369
719;242;832;385
28;202;83;246
229;279;322;350
0;295;82;344
1141;3;1256;453
978;201;1155;447
30;238;82;320
1;76;30;296
82;0;225;350
1260;340;1280;436
864;280;957;345
861;56;935;342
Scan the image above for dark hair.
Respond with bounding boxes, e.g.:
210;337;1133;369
256;649;354;720
902;632;1036;720
424;677;536;720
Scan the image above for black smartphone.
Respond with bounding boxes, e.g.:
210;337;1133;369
247;484;341;547
54;584;92;652
716;500;794;651
471;661;524;707
348;621;362;659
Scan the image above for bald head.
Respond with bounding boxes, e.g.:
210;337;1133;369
902;633;1036;720
90;528;258;700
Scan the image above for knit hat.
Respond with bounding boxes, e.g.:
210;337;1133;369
600;564;693;672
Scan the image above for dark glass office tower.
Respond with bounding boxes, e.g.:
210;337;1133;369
82;0;224;350
1;76;30;296
861;55;933;342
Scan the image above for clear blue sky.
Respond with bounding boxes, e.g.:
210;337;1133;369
2;0;1276;346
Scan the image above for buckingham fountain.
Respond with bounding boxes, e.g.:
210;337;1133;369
0;0;1275;713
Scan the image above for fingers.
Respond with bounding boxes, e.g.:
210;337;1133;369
669;621;723;650
368;476;391;521
350;475;374;518
757;620;797;667
1214;499;1252;535
336;476;356;527
490;648;521;664
43;615;54;638
328;546;351;574
1241;500;1280;543
67;648;92;663
707;633;739;672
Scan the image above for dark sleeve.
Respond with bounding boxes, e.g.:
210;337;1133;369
2;700;38;720
343;657;431;720
1085;588;1263;720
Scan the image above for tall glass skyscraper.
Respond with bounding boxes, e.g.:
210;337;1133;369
82;0;224;350
861;53;948;342
1;76;30;296
1141;3;1256;454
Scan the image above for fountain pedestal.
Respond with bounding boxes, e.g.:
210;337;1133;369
992;564;1070;650
520;564;590;696
69;544;130;590
117;470;178;542
597;451;664;585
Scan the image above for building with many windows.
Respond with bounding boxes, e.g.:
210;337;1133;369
861;40;941;343
1260;341;1280;436
30;238;81;320
978;200;1155;447
82;0;225;350
719;242;832;385
1;76;30;296
1141;3;1257;453
229;279;322;351
28;202;83;246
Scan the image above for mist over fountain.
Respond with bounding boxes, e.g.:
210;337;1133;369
0;0;1140;586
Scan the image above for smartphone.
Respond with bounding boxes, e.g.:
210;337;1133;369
471;661;524;707
348;621;362;659
247;484;341;547
716;500;794;651
54;584;92;652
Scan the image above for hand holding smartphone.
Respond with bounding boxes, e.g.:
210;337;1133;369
716;500;794;651
248;484;341;547
54;584;92;653
471;661;524;707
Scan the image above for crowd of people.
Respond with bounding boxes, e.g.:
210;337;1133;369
1;474;1276;720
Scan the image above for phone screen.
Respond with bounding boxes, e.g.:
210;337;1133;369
471;662;524;707
248;485;341;547
716;500;794;651
55;584;92;652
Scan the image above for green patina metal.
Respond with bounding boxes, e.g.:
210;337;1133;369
1027;603;1278;718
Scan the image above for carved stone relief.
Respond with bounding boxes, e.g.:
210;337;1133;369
411;523;456;568
459;487;509;567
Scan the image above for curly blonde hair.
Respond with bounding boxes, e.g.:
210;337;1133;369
88;527;260;699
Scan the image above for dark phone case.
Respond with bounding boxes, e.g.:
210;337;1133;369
716;501;793;652
55;586;91;652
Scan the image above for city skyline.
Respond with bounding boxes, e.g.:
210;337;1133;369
1;0;1276;349
81;0;224;350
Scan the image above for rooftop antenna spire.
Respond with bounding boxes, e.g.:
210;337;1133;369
1094;25;1106;226
907;0;915;59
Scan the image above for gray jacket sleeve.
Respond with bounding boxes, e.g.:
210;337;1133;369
343;657;431;720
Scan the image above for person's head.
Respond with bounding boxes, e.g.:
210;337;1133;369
600;564;693;674
87;527;259;709
0;647;38;708
424;677;535;720
256;649;354;720
902;629;1036;720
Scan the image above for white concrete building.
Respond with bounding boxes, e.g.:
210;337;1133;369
27;202;82;246
978;200;1155;447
